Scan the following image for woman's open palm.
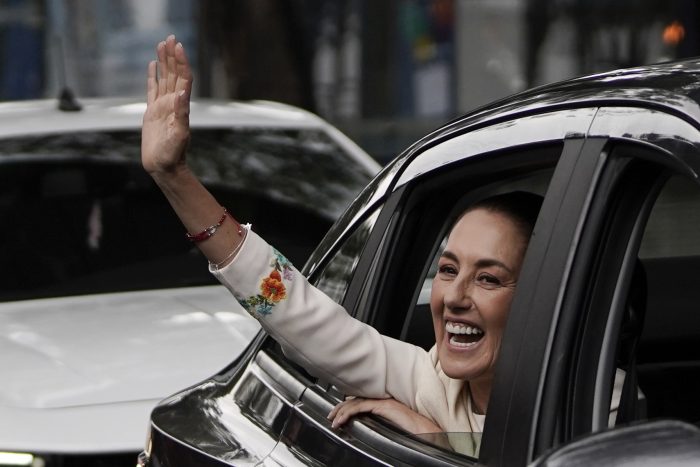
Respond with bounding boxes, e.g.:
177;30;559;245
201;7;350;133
141;35;193;175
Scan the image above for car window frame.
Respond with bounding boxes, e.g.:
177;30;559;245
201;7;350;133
503;137;700;467
250;108;609;466
310;208;383;305
561;140;700;436
485;105;700;466
481;136;610;465
313;143;566;465
531;108;700;459
360;145;561;340
542;148;665;443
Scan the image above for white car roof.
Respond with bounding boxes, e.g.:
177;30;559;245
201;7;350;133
0;97;381;174
0;97;322;134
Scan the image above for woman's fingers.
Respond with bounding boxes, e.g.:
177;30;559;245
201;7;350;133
165;35;177;93
328;398;354;427
327;402;342;420
174;41;193;96
156;40;167;98
150;35;191;112
327;397;442;434
146;60;157;105
173;42;192;120
142;35;192;175
328;398;375;428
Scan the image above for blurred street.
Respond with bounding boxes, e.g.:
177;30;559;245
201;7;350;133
2;0;699;163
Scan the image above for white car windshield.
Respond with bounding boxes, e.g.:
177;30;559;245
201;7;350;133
0;129;373;302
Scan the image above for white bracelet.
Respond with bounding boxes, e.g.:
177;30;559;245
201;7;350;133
209;226;249;271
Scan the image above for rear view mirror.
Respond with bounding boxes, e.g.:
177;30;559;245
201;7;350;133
533;420;700;467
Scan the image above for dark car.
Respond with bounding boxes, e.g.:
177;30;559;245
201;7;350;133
139;60;700;466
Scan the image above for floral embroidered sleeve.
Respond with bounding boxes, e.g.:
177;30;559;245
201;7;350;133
210;228;432;407
237;248;293;316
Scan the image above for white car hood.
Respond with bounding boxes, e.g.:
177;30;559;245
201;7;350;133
0;286;261;452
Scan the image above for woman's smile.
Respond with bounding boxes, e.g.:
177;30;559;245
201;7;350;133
445;320;484;349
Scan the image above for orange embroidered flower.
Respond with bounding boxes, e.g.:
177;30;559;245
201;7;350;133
261;270;286;302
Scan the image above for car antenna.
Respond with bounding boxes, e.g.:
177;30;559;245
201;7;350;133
58;87;82;112
54;34;82;112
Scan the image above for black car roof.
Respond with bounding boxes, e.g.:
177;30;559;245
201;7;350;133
306;58;700;276
385;57;700;186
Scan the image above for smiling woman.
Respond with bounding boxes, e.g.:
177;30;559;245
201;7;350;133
141;35;554;443
324;191;543;437
430;193;541;415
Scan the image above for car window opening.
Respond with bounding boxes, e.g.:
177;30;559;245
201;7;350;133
625;174;700;426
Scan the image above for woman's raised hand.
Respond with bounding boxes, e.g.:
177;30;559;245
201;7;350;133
142;35;193;175
140;35;244;267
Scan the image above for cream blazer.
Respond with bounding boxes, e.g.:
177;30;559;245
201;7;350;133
212;229;624;438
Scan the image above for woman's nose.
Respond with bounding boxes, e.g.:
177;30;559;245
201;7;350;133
444;276;473;311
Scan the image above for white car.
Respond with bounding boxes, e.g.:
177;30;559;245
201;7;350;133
0;96;380;466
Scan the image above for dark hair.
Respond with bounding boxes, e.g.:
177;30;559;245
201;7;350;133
462;190;543;240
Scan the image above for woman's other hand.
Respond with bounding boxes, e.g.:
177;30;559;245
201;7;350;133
328;397;442;434
142;34;193;176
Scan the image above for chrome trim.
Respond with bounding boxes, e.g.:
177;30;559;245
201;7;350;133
396;107;598;188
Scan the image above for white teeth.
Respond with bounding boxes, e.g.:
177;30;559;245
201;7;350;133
445;322;483;335
449;337;479;348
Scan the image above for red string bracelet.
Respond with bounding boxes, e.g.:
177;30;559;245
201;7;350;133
186;208;231;243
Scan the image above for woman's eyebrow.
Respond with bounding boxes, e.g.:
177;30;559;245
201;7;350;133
440;250;460;263
475;258;513;274
440;250;514;274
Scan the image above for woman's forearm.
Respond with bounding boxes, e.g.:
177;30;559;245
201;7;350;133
150;165;245;267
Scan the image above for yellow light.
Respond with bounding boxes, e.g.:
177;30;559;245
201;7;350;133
0;452;34;466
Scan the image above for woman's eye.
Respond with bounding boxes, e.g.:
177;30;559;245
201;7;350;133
477;273;501;286
438;265;457;276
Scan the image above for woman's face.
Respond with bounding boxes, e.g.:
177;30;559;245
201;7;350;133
430;208;528;384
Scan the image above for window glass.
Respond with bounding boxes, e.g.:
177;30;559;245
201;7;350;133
312;209;380;304
187;129;375;220
633;175;700;424
639;175;700;258
0;129;373;301
412;432;482;459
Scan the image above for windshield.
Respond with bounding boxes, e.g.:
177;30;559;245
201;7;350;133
0;129;373;302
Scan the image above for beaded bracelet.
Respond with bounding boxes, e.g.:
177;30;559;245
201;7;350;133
185;208;229;243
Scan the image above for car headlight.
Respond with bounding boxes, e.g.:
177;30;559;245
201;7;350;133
0;452;45;467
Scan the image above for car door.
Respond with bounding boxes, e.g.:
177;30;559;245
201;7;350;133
484;106;700;466
264;107;600;466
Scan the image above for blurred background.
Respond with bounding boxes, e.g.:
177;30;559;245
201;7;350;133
2;0;699;163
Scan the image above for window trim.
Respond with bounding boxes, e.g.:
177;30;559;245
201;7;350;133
560;150;666;437
335;143;565;464
530;140;699;459
566;140;700;436
288;143;566;466
366;144;561;339
482;137;609;466
345;187;406;321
